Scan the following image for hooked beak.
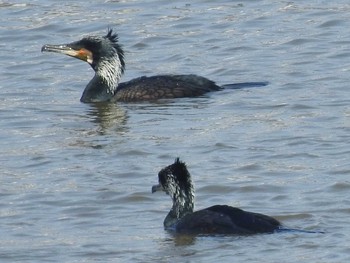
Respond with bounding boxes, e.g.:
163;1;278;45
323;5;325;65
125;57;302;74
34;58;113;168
152;183;163;193
41;44;93;64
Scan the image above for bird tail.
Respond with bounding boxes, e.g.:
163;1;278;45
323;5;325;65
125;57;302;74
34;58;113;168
221;81;269;89
276;227;325;234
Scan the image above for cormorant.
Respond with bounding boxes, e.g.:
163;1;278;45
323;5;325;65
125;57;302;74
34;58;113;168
152;158;281;235
41;29;267;103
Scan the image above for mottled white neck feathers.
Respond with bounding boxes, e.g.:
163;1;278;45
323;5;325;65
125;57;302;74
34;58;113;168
96;55;123;95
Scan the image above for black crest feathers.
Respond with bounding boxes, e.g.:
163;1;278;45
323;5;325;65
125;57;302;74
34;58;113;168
170;158;192;194
104;28;125;73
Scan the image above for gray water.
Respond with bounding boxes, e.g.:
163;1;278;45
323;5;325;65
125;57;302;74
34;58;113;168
1;0;350;262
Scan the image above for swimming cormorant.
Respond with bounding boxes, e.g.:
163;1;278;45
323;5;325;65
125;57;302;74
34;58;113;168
152;158;281;235
41;29;267;103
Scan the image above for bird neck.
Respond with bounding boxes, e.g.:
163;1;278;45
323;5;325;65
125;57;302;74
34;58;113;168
164;189;194;229
80;56;124;103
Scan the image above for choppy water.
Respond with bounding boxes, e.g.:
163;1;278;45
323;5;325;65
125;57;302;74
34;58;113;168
1;0;350;262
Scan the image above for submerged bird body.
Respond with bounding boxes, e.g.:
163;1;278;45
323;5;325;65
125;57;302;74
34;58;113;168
175;205;280;234
41;29;266;103
152;158;281;235
112;75;221;102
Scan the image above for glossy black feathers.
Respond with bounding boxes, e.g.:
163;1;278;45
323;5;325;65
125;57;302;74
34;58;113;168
113;75;221;102
176;205;280;235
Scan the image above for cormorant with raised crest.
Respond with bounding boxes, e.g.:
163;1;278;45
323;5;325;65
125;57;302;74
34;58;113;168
41;29;267;103
152;158;281;235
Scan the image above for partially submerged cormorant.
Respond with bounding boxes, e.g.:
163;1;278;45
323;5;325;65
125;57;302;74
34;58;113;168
152;158;281;235
41;29;267;103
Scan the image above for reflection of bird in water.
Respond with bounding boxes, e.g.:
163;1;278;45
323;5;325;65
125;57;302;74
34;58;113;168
42;29;267;103
152;158;281;235
67;103;129;149
87;103;128;135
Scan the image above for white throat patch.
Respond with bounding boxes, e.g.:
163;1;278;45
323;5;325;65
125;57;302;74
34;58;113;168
97;55;123;94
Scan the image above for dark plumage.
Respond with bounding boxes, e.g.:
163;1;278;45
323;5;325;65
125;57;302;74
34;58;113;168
152;158;281;235
41;29;267;103
114;75;220;102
